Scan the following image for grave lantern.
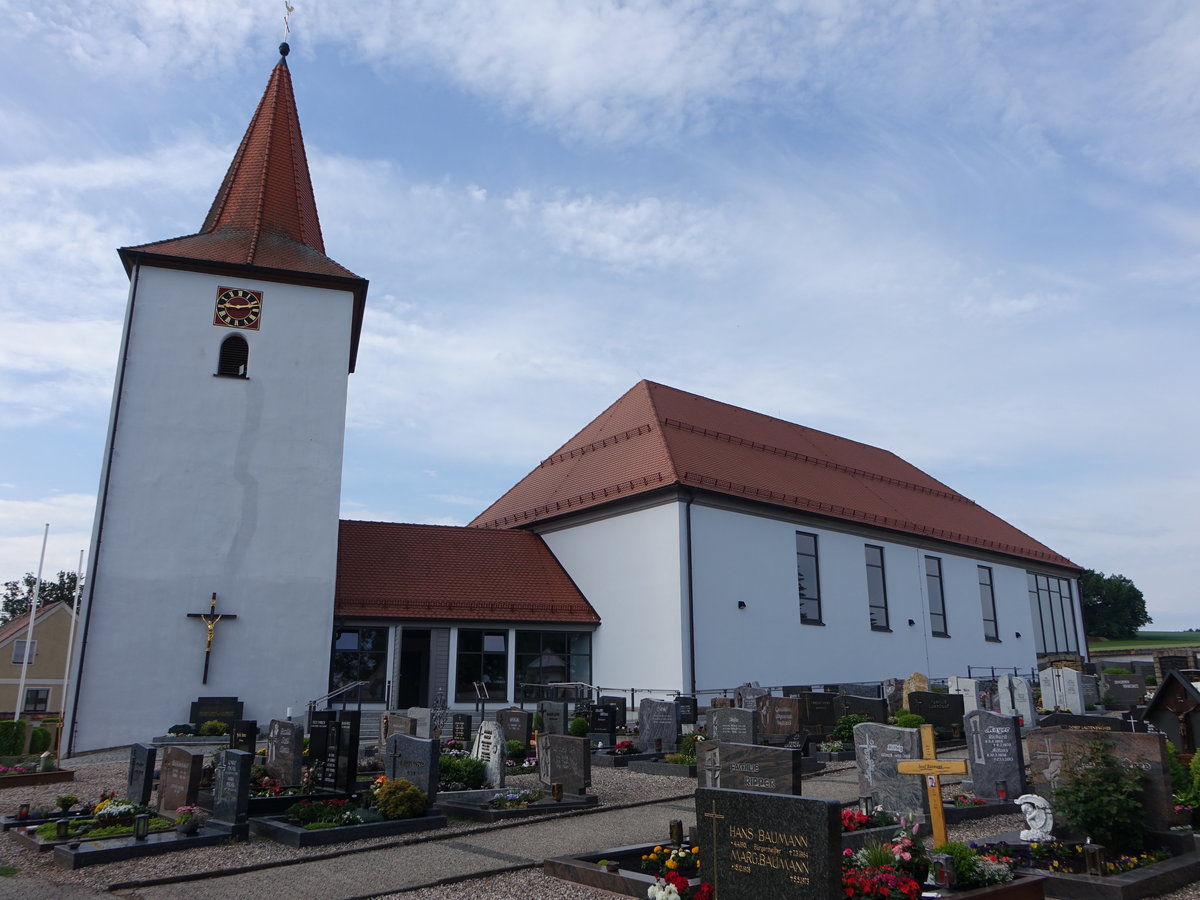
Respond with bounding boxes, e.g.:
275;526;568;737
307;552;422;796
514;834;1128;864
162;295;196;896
1083;839;1106;877
994;780;1008;800
133;813;150;841
551;783;564;802
17;802;29;820
927;852;956;888
858;795;873;815
669;819;683;847
55;819;70;840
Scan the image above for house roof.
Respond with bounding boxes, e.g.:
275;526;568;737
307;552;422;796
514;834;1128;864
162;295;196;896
471;380;1079;569
118;45;368;370
0;601;70;647
334;520;600;624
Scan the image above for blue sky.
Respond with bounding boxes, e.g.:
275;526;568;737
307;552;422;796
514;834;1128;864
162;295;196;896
0;2;1195;629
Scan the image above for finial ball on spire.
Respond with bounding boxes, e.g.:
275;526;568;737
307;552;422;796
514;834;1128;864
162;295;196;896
279;42;290;58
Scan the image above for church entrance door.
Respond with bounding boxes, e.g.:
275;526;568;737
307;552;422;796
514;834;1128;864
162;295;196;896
397;629;431;708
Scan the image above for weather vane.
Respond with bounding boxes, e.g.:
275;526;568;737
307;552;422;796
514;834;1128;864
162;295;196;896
283;1;295;42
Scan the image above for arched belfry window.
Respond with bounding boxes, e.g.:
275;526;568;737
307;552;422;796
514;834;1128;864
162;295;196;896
215;334;249;378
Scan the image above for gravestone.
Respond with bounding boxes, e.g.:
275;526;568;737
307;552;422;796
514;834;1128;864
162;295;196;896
211;749;252;827
948;676;979;713
406;707;433;739
709;697;735;710
1157;653;1193;682
796;692;841;732
126;743;157;806
384;733;439;807
734;682;769;709
902;673;929;710
189;696;243;728
1039;666;1084;715
587;704;617;746
1036;712;1125;731
696;787;841;899
638;697;681;752
756;696;802;736
451;714;472;744
709;707;757;745
697;741;806;795
997;674;1036;725
537;700;569;735
497;707;532;746
964;710;1026;801
1101;674;1147;711
1027;726;1173;830
310;709;359;793
229;719;257;754
158;746;202;814
382;713;418;739
780;685;811;698
1081;674;1101;708
852;722;928;815
470;720;507;787
265;719;304;785
1143;670;1200;756
675;696;698;726
840;694;888;723
883;678;905;716
908;691;964;737
599;694;628;727
537;733;591;795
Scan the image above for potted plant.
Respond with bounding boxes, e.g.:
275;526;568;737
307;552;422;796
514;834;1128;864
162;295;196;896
55;794;79;815
174;805;205;836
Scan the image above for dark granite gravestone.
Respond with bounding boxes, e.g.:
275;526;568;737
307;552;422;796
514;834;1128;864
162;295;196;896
638;698;681;752
795;692;841;732
126;743;157;806
1101;674;1148;711
675;696;698;726
384;713;418;738
451;714;472;744
229;719;257;754
537;734;591;795
756;696;803;736
1027;726;1174;831
1158;655;1192;679
158;746;202;814
538;700;569;735
189;696;243;728
1035;712;1125;731
907;691;964;736
310;709;359;793
963;710;1026;801
709;697;735;709
266;719;303;786
470;720;507;787
852;722;928;815
735;683;770;710
709;707;757;745
840;694;888;723
695;787;841;899
384;733;439;807
587;704;617;745
697;741;805;795
1081;674;1101;708
211;749;252;826
497;707;532;745
780;685;812;697
599;694;627;727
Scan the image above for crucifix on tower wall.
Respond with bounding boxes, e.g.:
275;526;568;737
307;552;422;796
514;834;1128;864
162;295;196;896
187;592;238;684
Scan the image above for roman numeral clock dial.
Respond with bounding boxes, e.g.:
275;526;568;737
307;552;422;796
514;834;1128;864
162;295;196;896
213;287;263;329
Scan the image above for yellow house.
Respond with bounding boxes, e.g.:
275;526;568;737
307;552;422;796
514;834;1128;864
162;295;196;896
0;601;75;720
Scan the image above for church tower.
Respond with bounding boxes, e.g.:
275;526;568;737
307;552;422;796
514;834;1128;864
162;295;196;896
66;44;368;752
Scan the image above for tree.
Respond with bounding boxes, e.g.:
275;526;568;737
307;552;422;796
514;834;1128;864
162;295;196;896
1080;569;1151;639
1;571;80;624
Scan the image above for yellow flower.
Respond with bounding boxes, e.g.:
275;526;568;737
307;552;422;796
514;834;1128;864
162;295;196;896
666;860;678;870
654;846;663;853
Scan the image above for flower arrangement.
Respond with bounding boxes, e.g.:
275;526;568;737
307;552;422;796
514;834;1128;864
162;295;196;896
285;797;362;829
486;789;546;809
0;764;34;776
818;739;846;753
978;840;1170;875
840;862;922;899
641;845;700;876
95;801;137;822
950;794;987;807
840;806;895;832
845;818;927;879
613;740;637;756
646;871;713;900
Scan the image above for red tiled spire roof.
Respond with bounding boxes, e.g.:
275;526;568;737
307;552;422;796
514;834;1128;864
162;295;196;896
335;521;600;624
471;380;1080;570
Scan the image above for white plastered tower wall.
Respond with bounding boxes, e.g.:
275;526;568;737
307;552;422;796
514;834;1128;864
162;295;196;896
67;264;352;751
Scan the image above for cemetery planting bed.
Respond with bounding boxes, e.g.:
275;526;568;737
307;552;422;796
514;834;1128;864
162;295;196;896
1;809;91;831
439;794;598;822
249;811;448;848
52;828;231;869
626;760;696;778
10;821;175;853
246;791;354;817
0;769;74;788
544;842;701;898
592;751;660;768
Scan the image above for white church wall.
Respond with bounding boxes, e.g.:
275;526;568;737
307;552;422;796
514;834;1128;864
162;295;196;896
687;503;1044;688
538;501;686;694
68;265;354;750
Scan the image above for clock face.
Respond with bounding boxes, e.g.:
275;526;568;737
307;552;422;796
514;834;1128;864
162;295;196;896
213;287;263;329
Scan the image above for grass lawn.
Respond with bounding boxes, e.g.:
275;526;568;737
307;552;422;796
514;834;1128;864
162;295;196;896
1089;630;1200;651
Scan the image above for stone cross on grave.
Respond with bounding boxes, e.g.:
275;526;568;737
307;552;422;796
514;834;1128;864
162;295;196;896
187;592;238;684
702;797;725;895
896;724;968;848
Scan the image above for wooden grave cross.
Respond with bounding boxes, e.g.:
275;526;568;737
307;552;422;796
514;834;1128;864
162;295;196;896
187;592;238;685
895;723;968;848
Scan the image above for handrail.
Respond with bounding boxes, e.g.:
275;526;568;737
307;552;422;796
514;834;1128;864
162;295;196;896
307;681;368;710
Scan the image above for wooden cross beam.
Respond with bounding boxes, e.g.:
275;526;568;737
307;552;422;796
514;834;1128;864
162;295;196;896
896;724;969;848
186;592;238;685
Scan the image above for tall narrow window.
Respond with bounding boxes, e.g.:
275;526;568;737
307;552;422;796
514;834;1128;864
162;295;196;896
796;531;822;624
216;334;249;377
925;556;948;636
979;566;999;641
455;629;509;702
865;545;889;630
1028;572;1078;653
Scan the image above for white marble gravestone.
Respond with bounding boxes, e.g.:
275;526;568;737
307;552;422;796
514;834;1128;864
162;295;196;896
998;674;1037;725
470;720;507;787
948;676;979;713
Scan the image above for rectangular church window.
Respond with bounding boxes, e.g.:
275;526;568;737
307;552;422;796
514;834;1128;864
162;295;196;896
329;626;388;703
455;629;508;703
515;631;592;693
979;565;999;641
926;556;948;636
796;531;822;624
865;545;890;630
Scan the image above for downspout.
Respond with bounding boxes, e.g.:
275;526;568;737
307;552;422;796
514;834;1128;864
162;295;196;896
67;258;141;756
683;490;697;695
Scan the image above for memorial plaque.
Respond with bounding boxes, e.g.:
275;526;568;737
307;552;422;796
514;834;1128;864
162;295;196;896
1027;726;1173;830
908;691;964;736
537;733;591;795
189;696;243;728
696;787;841;899
158;746;202;814
697;741;805;795
964;710;1026;801
588;704;617;743
709;707;757;745
470;720;507;787
497;707;531;745
127;743;157;806
537;700;569;735
229;719;257;754
599;695;628;727
266;719;304;786
638;698;681;752
756;696;802;736
385;733;439;807
211;749;252;825
451;714;472;744
852;722;928;815
675;696;698;726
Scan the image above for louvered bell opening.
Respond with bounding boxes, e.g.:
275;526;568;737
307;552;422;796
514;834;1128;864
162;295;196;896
216;334;249;377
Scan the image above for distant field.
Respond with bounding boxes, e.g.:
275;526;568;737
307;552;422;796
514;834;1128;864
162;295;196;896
1089;630;1200;651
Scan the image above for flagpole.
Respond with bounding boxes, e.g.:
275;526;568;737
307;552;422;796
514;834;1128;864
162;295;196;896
60;549;85;723
14;524;49;723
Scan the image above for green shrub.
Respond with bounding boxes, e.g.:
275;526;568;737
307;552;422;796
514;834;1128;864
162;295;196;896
833;714;869;744
1103;667;1132;675
168;723;196;735
1054;738;1145;852
0;721;25;756
568;716;589;737
532;713;544;731
893;711;925;729
438;754;486;790
1167;741;1192;802
28;727;51;755
375;778;426;820
678;732;703;756
199;720;228;736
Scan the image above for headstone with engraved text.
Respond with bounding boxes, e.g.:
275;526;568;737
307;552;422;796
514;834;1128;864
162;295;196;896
470;720;507;787
266;719;304;786
963;710;1026;801
126;743;157;807
709;707;757;745
537;733;591;795
852;722;929;815
385;733;439;807
158;746;203;815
